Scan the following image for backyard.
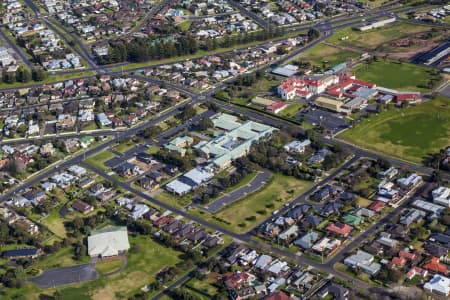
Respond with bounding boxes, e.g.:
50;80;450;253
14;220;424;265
339;96;450;164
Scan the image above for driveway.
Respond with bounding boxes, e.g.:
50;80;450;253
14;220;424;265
27;260;99;288
202;169;272;213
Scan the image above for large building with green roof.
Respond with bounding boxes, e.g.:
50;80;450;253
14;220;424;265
195;113;277;169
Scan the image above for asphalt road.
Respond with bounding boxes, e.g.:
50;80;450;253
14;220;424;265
201;168;273;214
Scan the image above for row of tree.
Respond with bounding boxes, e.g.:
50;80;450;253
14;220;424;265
1;67;47;84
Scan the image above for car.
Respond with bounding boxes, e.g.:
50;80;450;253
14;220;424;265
272;210;279;215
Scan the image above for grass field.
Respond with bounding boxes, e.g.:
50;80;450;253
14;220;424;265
176;20;192;32
95;259;124;275
296;43;360;66
339;96;450;164
112;140;142;154
352;60;441;92
327;22;433;50
40;209;67;238
192;173;313;233
154;190;192;209
278;103;304;119
84;150;116;172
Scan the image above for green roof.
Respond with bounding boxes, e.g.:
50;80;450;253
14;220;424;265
343;215;362;226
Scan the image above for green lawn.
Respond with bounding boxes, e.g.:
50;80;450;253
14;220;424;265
112;140;142;154
278;103;304;119
94;259;124;275
176;20;193;32
184;275;219;299
145;145;160;154
296;43;360;66
353;60;441;92
339;96;450;164
194;173;313;233
154;190;192;209
84;150;116;172
327;22;434;50
40;209;67;238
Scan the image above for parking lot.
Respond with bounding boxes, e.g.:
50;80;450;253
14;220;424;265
300;109;349;134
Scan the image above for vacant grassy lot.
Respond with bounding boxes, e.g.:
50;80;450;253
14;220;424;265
212;173;313;233
154;190;192;209
352;60;441;92
176;20;192;32
112;140;142;154
95;259;124;275
339;96;450;164
327;22;433;50
184;275;219;299
40;209;67;238
84;150;116;172
296;43;360;66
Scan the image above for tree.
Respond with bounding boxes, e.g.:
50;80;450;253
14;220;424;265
307;28;320;41
16;66;31;83
197;118;213;131
32;68;47;81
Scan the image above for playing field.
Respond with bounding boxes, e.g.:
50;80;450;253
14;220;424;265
327;22;433;50
296;43;360;66
213;173;313;233
352;60;441;92
339;96;450;164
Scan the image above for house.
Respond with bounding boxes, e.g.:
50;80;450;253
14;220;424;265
316;281;349;300
40;143;55;156
432;186;450;207
72;200;94;214
397;173;422;190
222;271;254;289
344;250;381;276
423;257;449;275
424;274;450;297
266;102;288;114
78;177;95;189
342;214;362;226
87;226;130;257
263;291;293;300
368;201;385;212
2;248;39;259
400;209;426;226
283;139;311;154
326;222;353;237
406;266;428;280
114;162;139;178
377;167;398;180
14;217;39;235
294;231;319;249
128;204;150;220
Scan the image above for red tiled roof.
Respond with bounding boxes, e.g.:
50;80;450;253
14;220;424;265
326;223;353;236
368;201;385;212
423;257;449;275
267;102;287;111
263;291;294;300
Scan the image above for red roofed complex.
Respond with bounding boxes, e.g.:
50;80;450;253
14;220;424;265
326;223;353;237
423;257;449;275
277;75;339;100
